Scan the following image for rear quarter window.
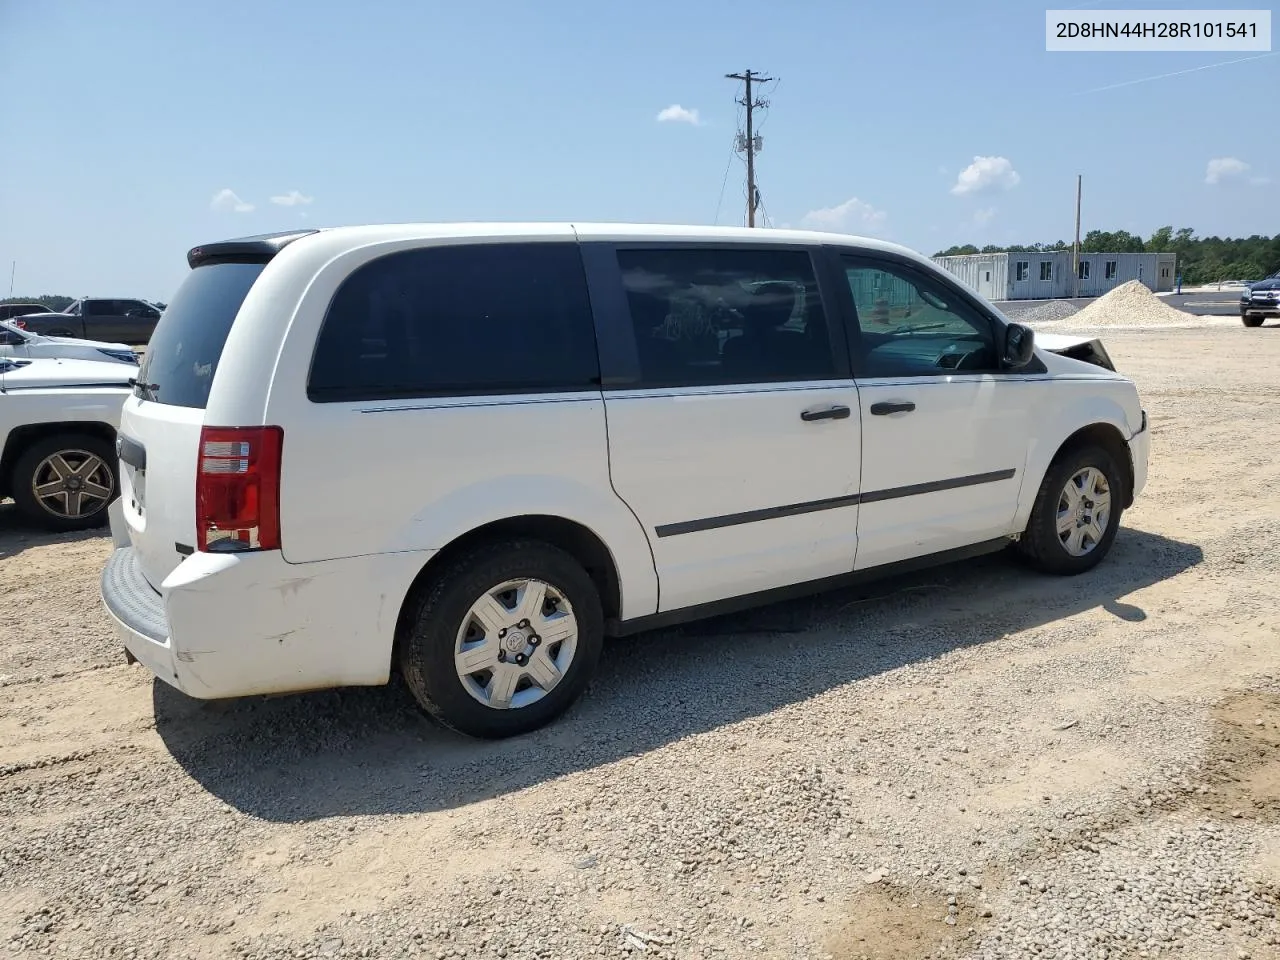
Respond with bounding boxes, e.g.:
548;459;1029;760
135;262;266;408
307;241;599;402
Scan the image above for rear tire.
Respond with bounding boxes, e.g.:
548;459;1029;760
398;539;604;739
1018;444;1124;576
10;433;118;532
1242;315;1265;328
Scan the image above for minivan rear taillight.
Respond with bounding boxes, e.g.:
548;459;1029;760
196;426;283;552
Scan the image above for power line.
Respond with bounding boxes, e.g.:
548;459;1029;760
725;69;773;228
713;137;736;225
751;77;782;136
713;102;745;225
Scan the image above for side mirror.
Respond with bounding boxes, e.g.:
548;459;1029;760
1002;322;1035;369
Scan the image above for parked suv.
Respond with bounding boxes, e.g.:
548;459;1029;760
1241;278;1280;327
20;298;162;345
2;356;132;530
101;224;1150;738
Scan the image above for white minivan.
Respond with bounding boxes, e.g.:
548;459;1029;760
101;224;1149;738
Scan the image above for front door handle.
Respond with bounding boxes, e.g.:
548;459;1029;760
870;401;916;416
800;404;851;422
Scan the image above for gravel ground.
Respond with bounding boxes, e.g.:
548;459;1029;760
3;326;1280;960
995;300;1080;325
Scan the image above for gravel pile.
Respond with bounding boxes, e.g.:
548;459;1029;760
1061;280;1198;329
998;300;1080;325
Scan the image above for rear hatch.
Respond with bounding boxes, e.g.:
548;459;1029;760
117;231;314;589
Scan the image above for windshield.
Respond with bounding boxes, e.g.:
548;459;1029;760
134;261;267;408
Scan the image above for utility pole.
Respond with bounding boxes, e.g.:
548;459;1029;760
726;69;773;227
1072;174;1082;298
7;261;13;298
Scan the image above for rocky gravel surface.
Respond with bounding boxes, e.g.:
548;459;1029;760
3;326;1280;960
996;300;1080;325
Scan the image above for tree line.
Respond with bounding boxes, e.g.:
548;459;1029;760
934;227;1280;286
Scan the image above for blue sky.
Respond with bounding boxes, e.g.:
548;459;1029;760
1;0;1276;300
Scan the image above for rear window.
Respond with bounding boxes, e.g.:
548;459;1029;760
307;241;599;402
135;261;265;408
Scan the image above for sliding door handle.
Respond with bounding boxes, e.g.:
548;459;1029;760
800;404;851;422
869;401;916;416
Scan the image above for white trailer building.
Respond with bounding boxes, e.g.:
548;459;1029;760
932;251;1176;301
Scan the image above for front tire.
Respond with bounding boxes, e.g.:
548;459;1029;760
1018;444;1124;575
398;540;604;739
10;433;118;532
1242;315;1265;328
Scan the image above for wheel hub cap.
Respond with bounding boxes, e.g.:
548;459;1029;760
453;579;579;711
1056;466;1112;558
32;450;114;519
501;629;529;655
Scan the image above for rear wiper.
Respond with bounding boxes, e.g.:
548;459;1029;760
128;377;160;400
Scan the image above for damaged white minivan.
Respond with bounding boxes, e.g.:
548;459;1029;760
101;224;1149;738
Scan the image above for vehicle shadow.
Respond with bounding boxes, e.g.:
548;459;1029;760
0;501;107;560
154;526;1202;823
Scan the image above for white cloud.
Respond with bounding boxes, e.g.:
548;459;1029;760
270;190;314;207
973;207;997;225
210;188;254;213
951;156;1021;196
1205;157;1251;184
656;104;702;125
1204;157;1269;186
800;197;888;235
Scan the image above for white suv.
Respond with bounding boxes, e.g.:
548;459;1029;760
100;224;1150;738
2;356;132;530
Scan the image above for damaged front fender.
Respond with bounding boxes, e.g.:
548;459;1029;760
1034;332;1117;372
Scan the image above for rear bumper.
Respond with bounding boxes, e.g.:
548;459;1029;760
100;542;431;701
101;547;178;688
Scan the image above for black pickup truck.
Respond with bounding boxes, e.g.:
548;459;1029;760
19;298;162;345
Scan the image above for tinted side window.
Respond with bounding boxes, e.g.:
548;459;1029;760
842;257;998;378
85;300;116;316
309;242;598;402
120;300;157;318
616;247;836;388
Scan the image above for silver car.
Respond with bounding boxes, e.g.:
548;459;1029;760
0;320;138;364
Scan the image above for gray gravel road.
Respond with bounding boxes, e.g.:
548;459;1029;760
3;326;1280;960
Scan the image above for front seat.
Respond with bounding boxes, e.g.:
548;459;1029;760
721;285;797;381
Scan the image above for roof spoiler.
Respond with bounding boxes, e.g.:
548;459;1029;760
187;229;321;269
